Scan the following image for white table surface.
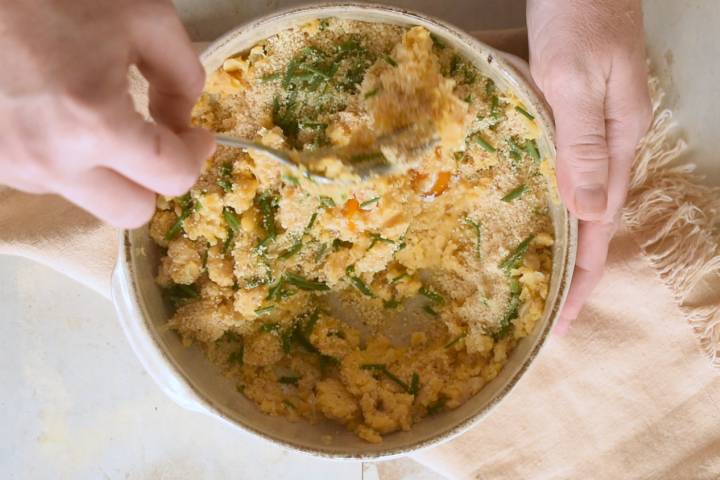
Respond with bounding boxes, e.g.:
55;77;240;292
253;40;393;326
1;1;718;479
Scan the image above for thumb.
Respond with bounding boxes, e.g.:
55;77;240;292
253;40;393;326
546;75;610;221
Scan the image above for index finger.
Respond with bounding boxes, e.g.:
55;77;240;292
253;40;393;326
128;1;205;131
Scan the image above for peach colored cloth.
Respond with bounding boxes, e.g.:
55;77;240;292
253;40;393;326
1;38;718;480
412;232;720;479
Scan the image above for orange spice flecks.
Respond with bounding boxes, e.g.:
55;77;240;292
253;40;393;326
410;169;429;192
428;171;451;197
342;198;360;232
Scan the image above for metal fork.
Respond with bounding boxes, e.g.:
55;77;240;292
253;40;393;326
215;126;439;184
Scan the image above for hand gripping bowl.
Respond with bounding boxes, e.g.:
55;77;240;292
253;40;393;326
111;3;577;460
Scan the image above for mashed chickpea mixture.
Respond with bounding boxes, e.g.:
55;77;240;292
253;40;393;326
150;19;555;443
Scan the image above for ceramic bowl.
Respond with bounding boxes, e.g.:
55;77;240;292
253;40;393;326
112;2;577;460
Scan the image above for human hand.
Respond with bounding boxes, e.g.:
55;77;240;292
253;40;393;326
527;0;652;333
0;0;214;228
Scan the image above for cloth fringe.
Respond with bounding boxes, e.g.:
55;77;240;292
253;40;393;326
624;76;720;367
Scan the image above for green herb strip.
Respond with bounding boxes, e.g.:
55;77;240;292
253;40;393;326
361;364;409;392
474;133;497;153
427;396;447;415
384;54;398;67
223;207;242;234
494;285;521;340
284;272;330;291
515;105;535;121
430;33;445;49
525;139;541;162
278;375;300;386
227;345;244;365
349;151;386;164
364;87;380;99
367;233;394;251
491;95;501;119
164;194;194;241
319;196;336;208
217;161;234;192
279;239;303;259
346;265;374;297
165;283;199;308
223;227;236;254
444;333;467;349
254;305;275;316
501;184;528;203
391;273;408;284
409;373;421;396
383;298;401;309
465;218;482;260
419;286;445;305
423;305;439;317
260;72;280;83
282;174;300;186
360;196;380;209
499;235;535;272
255;191;279;244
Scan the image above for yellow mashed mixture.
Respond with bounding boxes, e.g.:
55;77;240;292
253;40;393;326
150;19;555;443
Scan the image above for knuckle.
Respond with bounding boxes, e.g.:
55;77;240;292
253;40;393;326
115;197;156;229
565;134;608;169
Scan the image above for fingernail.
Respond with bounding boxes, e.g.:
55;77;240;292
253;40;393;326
574;185;607;217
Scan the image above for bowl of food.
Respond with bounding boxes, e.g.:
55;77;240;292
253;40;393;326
112;2;576;459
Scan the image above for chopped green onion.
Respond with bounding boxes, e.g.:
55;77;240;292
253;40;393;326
315;243;328;263
165;283;199;308
423;305;439;317
409;373;421;395
223;207;242;234
278;375;300;386
319;196;336;208
449;55;461;76
367;233;394;251
390;273;408;284
306;212;318;231
360;196;380;208
494;288;521;340
164;194;194;241
515;105;535;121
284;272;330;291
384;54;398;67
364;87;380;99
445;333;467;349
349;151;386;164
525;139;541;162
228;346;244;365
255;305;275;316
491;95;500;119
474;134;497;153
260;72;280;83
346;265;374;297
430;33;445;49
465;218;482;260
419;286;445;305
427;396;447;415
282;174;300;186
383;298;401;309
279;240;303;259
360;364;410;392
501;184;528;203
223;227;235;254
499;235;535;273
